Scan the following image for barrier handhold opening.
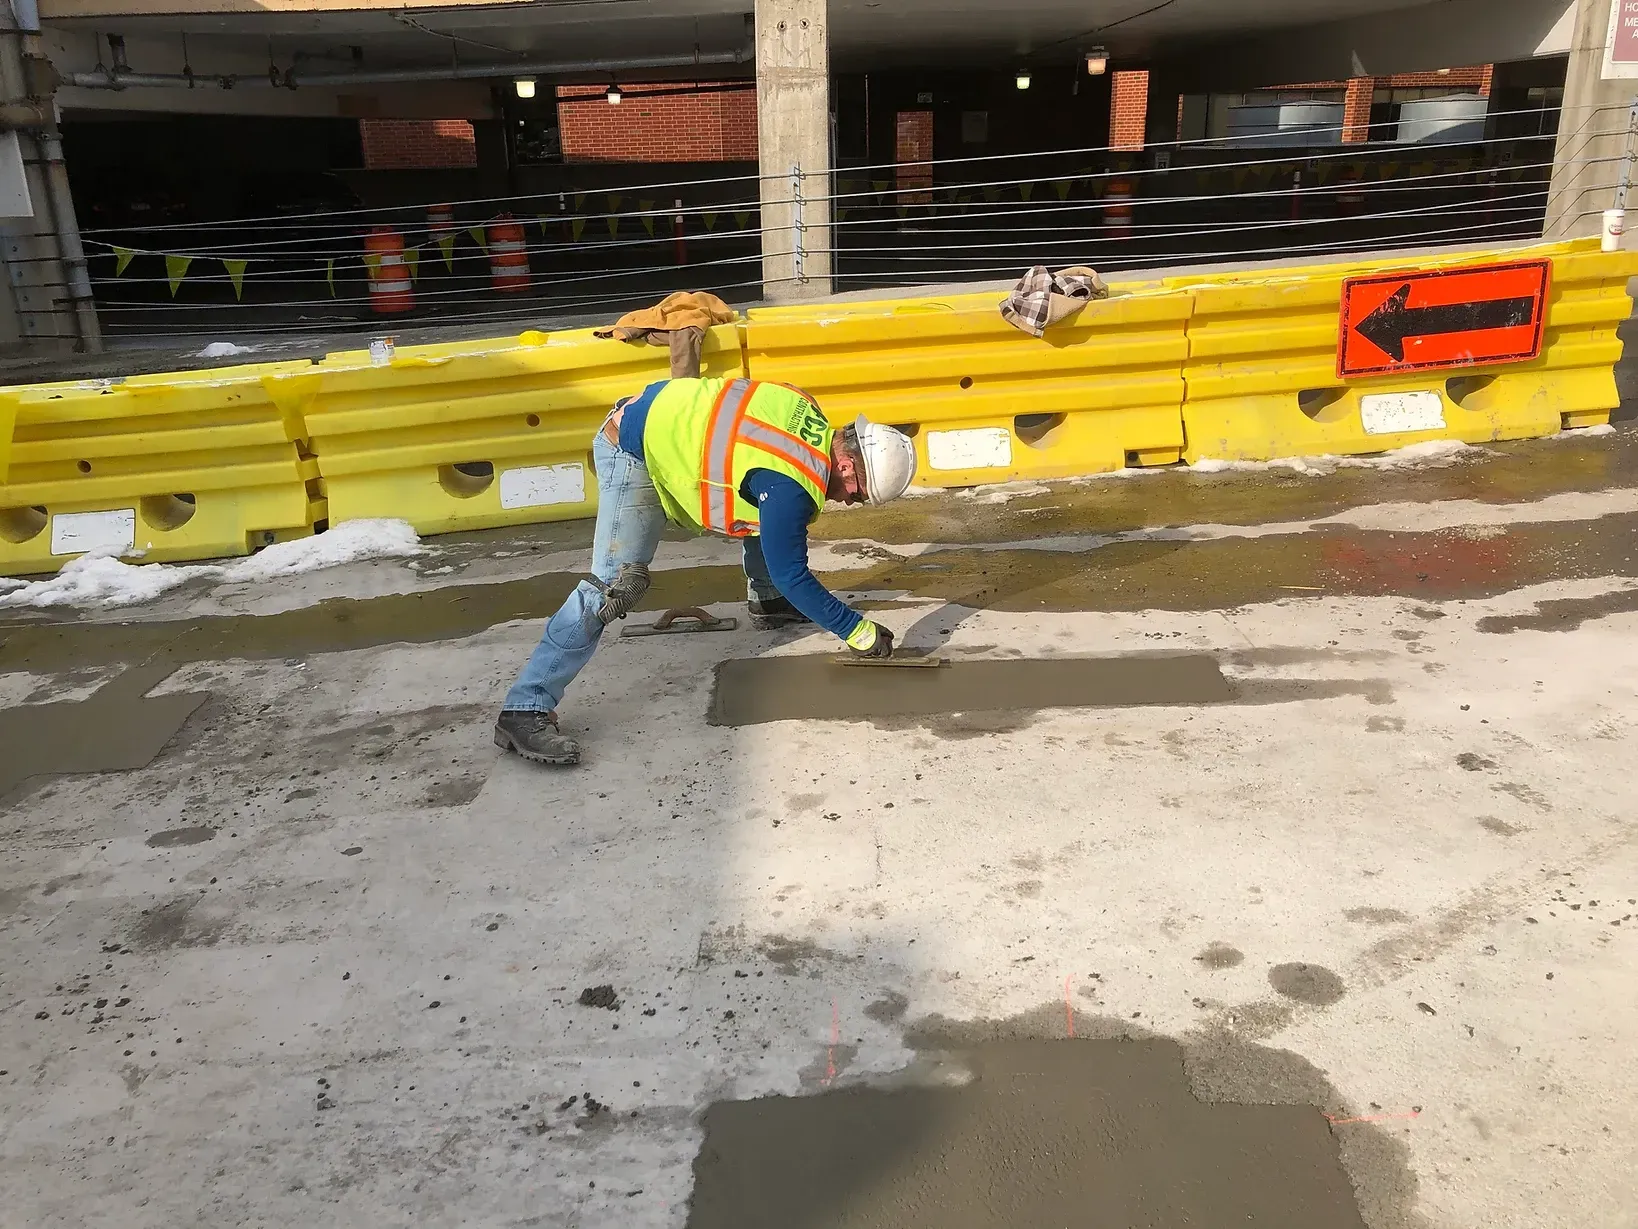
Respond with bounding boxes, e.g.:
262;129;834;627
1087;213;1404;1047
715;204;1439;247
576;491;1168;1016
1297;388;1350;423
959;376;975;390
1014;413;1067;447
0;505;47;544
438;461;496;499
76;460;92;474
139;493;198;532
525;413;541;427
1446;374;1496;409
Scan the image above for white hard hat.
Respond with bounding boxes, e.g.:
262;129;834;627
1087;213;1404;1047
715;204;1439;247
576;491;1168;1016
851;416;917;504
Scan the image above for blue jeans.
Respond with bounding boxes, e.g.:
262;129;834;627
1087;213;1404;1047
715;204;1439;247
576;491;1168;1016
503;432;667;713
740;534;782;605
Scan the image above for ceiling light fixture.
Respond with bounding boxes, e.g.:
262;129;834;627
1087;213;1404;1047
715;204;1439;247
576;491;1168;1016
1015;70;1031;90
606;82;623;105
514;77;536;99
1085;47;1109;76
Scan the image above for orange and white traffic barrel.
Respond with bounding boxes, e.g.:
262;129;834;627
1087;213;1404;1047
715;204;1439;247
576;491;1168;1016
1103;178;1134;232
1336;167;1366;214
487;215;530;293
364;227;414;315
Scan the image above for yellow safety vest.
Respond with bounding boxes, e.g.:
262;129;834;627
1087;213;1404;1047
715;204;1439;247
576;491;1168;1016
641;377;833;537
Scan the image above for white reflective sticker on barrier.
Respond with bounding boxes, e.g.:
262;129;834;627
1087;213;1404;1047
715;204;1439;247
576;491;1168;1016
51;508;135;556
926;428;1013;471
499;464;585;510
1360;391;1445;436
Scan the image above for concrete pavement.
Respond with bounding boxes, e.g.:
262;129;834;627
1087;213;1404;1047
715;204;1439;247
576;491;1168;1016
3;428;1638;1227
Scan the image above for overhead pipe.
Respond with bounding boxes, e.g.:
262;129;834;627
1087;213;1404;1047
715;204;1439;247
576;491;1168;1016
67;40;753;91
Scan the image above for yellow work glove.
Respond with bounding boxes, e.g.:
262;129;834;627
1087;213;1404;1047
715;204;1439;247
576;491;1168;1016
845;619;895;659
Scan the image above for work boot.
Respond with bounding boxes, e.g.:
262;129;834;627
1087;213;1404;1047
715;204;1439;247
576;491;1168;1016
748;595;813;631
493;710;581;766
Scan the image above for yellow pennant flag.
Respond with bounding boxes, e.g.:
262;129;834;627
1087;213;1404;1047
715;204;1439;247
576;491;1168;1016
982;186;1001;203
1020;183;1035;201
895;204;909;219
221;258;247;301
639;200;656;237
733;211;750;232
403;246;421;281
538;215;553;236
871;179;888;197
436;234;456;270
466;226;487;252
112;246;135;276
165;254;192;298
606;194;623;215
571;217;587;242
325;258;336;297
1054;180;1072;200
607;214;619;237
362;250;381;277
702;212;718;231
835;206;849;222
573;193;587;212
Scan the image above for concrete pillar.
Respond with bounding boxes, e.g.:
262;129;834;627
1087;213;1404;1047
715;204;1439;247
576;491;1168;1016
0;5;99;354
1546;0;1638;239
755;0;831;301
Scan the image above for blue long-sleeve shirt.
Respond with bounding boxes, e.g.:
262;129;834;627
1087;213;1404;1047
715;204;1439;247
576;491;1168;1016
739;468;863;639
616;388;863;639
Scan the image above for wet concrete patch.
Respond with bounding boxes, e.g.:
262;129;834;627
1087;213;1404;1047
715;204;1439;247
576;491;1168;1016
0;665;207;803
1268;963;1347;1007
1344;907;1411;925
687;1036;1368;1229
1194;942;1245;969
1476;585;1638;635
145;825;216;848
5;515;1638;675
709;655;1233;727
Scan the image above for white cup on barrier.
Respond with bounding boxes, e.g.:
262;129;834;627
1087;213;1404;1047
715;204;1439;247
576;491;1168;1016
1602;208;1626;253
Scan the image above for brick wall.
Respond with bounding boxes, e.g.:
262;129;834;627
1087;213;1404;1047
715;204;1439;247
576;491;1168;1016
1110;71;1149;151
895;110;934;201
558;83;757;163
359;119;478;170
1342;78;1375;144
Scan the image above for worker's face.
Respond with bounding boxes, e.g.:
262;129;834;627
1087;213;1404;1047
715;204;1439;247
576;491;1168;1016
828;441;869;506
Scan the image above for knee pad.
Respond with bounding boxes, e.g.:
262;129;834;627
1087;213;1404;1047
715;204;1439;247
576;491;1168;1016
595;563;651;625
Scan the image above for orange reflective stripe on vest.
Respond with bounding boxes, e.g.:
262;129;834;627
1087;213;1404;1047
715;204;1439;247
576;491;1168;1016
700;379;832;536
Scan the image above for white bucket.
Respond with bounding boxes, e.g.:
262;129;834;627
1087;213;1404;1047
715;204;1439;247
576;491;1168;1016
1602;207;1626;253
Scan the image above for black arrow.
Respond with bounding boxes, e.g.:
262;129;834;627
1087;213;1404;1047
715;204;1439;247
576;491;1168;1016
1355;284;1537;362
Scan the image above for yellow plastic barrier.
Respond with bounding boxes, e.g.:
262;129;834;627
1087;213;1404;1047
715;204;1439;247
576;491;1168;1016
0;361;325;576
266;325;746;536
1167;239;1638;464
743;285;1193;487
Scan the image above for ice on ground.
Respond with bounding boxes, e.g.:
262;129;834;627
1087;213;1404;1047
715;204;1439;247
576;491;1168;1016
1550;423;1618;440
0;519;423;610
196;341;256;359
1190;439;1478;477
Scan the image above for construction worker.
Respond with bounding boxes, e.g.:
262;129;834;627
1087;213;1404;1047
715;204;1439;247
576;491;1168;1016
494;376;919;766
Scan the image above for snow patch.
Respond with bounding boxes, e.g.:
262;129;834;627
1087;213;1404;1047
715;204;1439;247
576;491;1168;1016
196;341;257;359
1550;423;1618;440
0;519;423;610
1190;439;1477;477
